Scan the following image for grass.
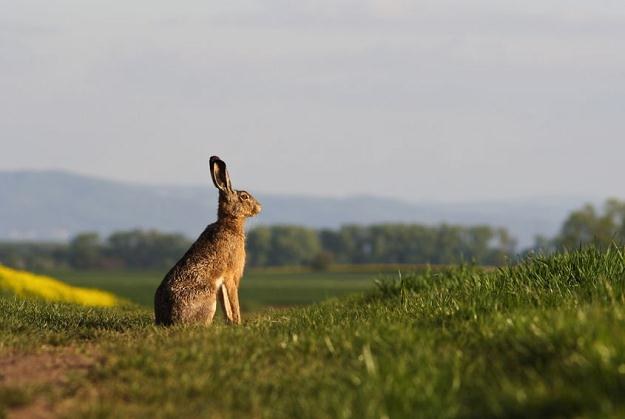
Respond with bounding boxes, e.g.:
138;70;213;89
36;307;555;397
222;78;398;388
2;246;625;418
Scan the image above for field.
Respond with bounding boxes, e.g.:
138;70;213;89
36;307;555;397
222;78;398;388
43;268;396;311
2;247;625;418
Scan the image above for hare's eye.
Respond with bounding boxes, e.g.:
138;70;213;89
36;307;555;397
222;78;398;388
240;193;249;201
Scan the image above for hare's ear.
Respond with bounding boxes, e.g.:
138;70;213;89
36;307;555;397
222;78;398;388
210;156;233;193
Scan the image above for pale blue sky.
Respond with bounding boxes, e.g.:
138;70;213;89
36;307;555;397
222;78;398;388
1;1;624;202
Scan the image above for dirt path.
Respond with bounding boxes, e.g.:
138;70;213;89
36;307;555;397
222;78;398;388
0;346;98;418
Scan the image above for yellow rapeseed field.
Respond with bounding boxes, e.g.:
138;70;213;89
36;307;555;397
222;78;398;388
0;264;122;307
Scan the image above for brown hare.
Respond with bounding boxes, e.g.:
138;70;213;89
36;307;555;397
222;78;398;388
154;156;261;326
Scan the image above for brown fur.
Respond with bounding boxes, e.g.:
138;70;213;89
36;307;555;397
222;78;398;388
154;156;261;326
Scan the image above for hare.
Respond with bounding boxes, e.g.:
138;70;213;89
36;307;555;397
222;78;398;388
154;156;261;326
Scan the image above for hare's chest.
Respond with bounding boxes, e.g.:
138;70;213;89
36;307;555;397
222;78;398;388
221;238;245;277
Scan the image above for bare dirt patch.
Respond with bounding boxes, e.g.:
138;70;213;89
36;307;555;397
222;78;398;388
0;346;99;419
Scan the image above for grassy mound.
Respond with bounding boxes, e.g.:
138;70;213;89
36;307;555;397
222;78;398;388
2;246;625;418
0;264;123;307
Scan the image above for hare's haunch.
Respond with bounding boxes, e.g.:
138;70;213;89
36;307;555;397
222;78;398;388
154;156;261;326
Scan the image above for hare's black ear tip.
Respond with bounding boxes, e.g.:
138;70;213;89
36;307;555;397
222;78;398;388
209;156;223;165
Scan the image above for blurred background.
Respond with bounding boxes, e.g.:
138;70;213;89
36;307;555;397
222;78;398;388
2;1;624;309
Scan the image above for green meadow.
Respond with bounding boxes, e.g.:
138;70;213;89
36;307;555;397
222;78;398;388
2;247;625;418
43;267;416;311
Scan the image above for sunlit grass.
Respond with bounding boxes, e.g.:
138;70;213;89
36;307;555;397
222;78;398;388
2;245;625;418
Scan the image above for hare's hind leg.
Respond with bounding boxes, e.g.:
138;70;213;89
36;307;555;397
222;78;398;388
205;291;218;324
180;291;218;325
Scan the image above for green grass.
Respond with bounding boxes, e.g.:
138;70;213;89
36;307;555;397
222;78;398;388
2;246;625;418
43;269;383;311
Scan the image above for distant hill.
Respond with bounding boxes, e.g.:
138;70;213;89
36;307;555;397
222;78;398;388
0;170;593;248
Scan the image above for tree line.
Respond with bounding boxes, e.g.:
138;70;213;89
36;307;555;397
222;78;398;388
0;230;190;271
247;224;516;268
532;198;625;252
1;198;623;271
0;223;515;271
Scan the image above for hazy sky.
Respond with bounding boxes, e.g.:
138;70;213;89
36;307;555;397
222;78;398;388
2;1;624;202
